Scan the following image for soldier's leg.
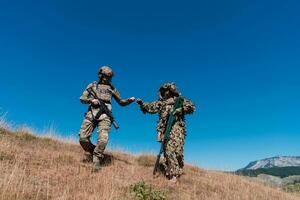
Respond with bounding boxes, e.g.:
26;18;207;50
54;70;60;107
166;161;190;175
79;118;96;160
177;127;186;173
164;125;185;179
93;118;112;163
164;140;180;179
177;143;185;170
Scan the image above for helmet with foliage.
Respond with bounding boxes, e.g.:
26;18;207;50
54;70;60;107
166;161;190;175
159;82;180;99
98;66;114;78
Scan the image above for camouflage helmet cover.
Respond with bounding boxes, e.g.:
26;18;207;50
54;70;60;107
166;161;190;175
98;66;114;77
159;82;181;99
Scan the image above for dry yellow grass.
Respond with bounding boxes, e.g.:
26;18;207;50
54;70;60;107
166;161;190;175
0;127;299;200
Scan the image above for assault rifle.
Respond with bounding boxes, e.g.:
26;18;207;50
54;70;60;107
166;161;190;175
153;96;184;176
88;88;120;130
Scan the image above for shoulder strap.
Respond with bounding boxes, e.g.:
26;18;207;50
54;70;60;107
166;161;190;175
87;81;97;93
108;83;115;90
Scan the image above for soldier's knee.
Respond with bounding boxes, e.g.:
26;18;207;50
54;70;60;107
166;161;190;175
100;118;112;129
99;130;109;143
96;132;107;150
99;127;109;136
79;135;89;143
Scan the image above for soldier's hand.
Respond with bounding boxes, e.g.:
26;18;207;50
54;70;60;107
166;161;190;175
136;98;144;105
127;97;136;103
91;99;99;106
173;108;183;116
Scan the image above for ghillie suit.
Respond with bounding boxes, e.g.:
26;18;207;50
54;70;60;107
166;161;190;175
137;83;195;180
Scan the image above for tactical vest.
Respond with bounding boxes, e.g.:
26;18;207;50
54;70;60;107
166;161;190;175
86;82;114;121
91;82;114;103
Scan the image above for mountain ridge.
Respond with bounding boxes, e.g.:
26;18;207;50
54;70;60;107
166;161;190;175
243;156;300;170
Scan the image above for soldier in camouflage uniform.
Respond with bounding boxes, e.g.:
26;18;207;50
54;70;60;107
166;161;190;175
136;83;195;182
79;66;135;170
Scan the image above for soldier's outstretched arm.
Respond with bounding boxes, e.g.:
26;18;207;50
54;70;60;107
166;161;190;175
182;98;196;114
136;99;161;114
112;88;135;106
79;83;94;104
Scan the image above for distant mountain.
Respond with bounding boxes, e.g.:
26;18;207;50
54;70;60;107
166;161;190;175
236;156;300;178
243;156;300;170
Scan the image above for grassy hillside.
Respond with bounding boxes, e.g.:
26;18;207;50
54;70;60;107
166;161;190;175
0;127;299;200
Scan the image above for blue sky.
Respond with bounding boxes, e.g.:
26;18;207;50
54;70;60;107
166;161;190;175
0;0;299;170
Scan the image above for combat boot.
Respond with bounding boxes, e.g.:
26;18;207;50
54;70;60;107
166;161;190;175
93;161;101;172
82;152;93;163
92;156;101;172
169;176;178;184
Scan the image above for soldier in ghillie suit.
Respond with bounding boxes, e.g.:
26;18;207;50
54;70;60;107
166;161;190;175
79;66;135;170
136;83;195;182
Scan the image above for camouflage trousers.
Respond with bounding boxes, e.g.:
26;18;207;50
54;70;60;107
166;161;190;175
79;113;111;162
163;123;186;178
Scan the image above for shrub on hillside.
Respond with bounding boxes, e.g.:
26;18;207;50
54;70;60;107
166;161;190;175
130;181;166;200
284;183;300;193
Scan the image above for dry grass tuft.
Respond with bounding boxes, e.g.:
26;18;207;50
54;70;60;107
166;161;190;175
136;154;156;167
54;154;76;165
0;112;12;130
15;131;38;141
0;151;15;162
0;128;299;200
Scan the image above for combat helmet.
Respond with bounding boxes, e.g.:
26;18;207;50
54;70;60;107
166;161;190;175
98;66;114;78
159;82;181;99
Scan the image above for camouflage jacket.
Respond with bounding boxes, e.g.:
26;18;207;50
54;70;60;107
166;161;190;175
140;97;195;135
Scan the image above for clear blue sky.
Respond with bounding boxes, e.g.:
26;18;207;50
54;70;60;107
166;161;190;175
0;0;299;170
